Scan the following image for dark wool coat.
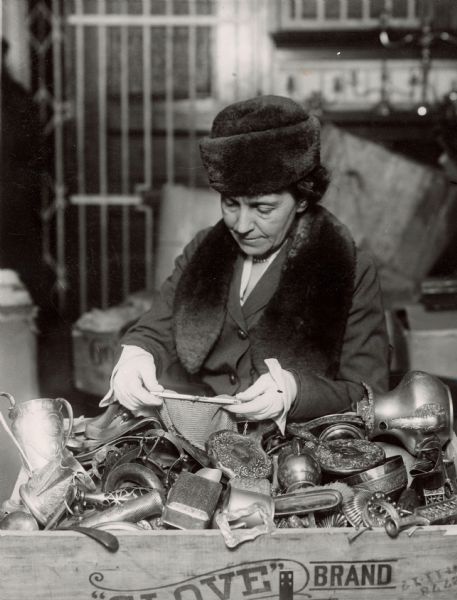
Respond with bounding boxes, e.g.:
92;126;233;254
122;205;389;421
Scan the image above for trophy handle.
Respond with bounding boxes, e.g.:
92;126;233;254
0;392;33;473
56;398;74;447
0;392;16;409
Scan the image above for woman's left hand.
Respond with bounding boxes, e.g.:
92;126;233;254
224;359;297;429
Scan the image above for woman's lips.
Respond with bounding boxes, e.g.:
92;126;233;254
238;237;262;244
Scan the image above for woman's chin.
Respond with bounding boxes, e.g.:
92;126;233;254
237;240;270;255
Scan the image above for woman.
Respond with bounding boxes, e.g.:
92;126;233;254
102;95;389;435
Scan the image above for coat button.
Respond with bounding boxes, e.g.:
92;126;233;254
237;328;248;340
229;373;238;385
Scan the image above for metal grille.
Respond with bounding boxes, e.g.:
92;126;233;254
28;0;270;314
67;0;218;312
28;0;68;310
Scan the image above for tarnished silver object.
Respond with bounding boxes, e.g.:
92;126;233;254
221;485;275;529
360;493;399;528
341;489;373;528
19;466;76;527
0;511;39;531
229;477;271;496
385;495;457;538
102;462;165;496
274;487;342;517
206;430;272;479
215;482;276;548
317;512;348;528
277;438;321;492
316;439;385;476
342;455;408;500
0;392;73;473
318;422;366;442
288;414;365;441
74;490;164;528
19;452;89;527
76;487;152;508
358;371;453;455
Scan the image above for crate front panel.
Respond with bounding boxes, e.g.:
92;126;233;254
2;528;457;599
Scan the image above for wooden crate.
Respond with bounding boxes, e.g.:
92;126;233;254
72;291;158;396
72;327;120;397
2;527;457;599
320;124;457;292
400;303;457;379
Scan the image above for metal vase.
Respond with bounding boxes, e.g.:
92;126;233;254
357;371;454;456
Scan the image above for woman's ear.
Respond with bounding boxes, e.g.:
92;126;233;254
296;199;308;213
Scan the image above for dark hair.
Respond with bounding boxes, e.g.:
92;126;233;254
2;38;9;57
288;164;330;207
438;121;457;164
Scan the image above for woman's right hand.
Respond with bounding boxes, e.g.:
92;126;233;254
109;345;164;414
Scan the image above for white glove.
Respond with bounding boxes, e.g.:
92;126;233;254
224;358;297;434
100;345;164;415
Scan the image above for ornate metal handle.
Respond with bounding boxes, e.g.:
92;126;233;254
56;397;74;447
0;392;15;409
0;392;33;472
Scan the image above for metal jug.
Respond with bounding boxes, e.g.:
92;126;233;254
357;371;454;456
0;393;73;473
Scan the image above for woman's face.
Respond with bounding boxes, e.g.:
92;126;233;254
221;191;306;257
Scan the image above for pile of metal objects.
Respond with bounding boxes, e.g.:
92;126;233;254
0;370;456;549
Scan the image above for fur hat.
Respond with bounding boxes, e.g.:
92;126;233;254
199;95;321;196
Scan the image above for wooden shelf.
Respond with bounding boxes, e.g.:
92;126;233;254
320;109;444;165
272;29;457;58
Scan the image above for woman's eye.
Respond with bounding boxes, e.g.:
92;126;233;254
222;198;237;209
257;205;274;215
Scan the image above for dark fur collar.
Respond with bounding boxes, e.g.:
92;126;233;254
173;206;356;376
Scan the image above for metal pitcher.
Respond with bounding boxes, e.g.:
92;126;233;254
357;371;454;456
0;393;73;473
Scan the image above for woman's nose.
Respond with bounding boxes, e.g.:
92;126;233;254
233;206;253;234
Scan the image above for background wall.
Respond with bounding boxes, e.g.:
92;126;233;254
2;0;457;317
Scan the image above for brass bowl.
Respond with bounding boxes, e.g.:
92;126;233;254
341;455;408;501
